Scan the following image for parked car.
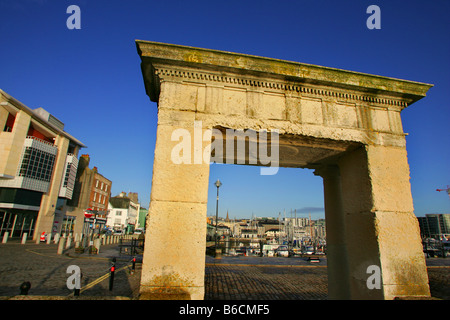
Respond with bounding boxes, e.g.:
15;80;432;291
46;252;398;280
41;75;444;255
276;245;289;257
304;246;315;255
236;248;246;256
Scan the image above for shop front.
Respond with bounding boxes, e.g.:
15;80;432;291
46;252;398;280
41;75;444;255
0;210;38;239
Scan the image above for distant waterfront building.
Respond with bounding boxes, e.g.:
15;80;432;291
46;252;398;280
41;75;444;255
206;213;327;242
284;217;309;227
418;213;450;240
65;154;112;235
313;219;327;239
107;192;140;233
265;228;282;240
0;90;85;239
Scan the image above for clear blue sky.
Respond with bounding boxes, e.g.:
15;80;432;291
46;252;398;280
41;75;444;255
1;0;448;219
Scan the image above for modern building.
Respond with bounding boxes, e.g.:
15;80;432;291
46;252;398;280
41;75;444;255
65;154;112;235
313;219;327;239
107;192;140;233
0;90;85;240
418;213;450;240
284;217;310;227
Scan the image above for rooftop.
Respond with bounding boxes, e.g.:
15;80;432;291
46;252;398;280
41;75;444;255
0;89;86;148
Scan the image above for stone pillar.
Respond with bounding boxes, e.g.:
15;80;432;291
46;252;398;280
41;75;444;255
315;165;351;299
338;145;430;299
139;108;211;300
34;135;70;240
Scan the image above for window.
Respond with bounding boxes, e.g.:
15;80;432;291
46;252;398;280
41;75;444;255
3;113;15;132
62;163;72;187
96;180;99;188
93;192;97;202
116;210;122;216
18;147;56;182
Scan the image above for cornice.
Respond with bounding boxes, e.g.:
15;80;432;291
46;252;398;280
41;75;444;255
154;66;408;109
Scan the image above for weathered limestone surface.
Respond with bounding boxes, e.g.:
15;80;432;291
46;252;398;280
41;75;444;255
139;112;210;299
336;145;429;299
136;40;433;300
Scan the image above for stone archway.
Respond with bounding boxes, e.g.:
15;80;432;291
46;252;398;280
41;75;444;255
136;40;433;300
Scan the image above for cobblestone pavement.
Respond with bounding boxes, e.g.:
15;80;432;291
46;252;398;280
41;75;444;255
205;265;328;300
0;242;448;300
0;242;140;299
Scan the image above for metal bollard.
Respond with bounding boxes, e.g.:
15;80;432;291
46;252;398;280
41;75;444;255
109;258;116;291
131;257;136;275
74;271;82;296
20;282;31;295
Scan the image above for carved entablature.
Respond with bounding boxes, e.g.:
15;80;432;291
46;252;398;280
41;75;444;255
136;40;433;148
153;66;408;110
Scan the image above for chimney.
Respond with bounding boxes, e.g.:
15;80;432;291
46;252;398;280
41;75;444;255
128;192;139;203
77;154;90;173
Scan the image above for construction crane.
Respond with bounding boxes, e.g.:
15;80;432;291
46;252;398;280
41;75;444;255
436;185;450;199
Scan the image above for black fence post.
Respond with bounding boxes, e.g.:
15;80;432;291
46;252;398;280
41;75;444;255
109;257;116;291
19;282;31;295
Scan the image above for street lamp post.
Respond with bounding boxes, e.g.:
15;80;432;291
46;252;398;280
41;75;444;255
214;179;222;258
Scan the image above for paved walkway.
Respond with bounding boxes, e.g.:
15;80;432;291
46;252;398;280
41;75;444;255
0;242;140;299
0;241;448;300
205;266;327;300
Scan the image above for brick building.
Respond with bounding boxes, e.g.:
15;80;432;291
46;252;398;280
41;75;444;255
65;154;112;235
